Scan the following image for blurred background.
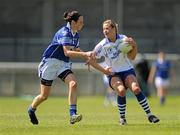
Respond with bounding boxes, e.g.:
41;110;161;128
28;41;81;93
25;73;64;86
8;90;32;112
0;0;179;97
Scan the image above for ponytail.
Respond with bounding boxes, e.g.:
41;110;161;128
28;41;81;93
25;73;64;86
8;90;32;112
63;10;82;24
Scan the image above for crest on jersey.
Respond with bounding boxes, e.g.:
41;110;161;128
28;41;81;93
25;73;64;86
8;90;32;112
103;43;119;59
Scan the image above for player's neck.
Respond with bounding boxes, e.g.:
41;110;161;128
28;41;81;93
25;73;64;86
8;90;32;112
108;37;116;42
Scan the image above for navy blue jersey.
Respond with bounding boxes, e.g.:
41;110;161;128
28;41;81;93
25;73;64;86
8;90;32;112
42;23;80;62
153;60;171;79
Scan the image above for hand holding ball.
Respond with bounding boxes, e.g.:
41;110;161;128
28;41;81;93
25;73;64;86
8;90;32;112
117;38;133;54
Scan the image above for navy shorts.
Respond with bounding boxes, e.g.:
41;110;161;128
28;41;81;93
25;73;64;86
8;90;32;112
108;68;136;90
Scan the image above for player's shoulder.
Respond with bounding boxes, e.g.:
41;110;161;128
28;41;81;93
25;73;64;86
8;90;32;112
95;38;106;47
60;26;79;38
117;34;127;40
94;39;107;52
56;26;68;32
56;26;70;36
62;26;70;32
165;60;172;66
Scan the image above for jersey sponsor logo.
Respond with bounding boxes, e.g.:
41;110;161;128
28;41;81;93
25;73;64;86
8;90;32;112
104;43;119;59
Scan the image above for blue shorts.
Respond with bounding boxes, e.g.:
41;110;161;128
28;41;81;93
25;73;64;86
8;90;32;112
108;68;136;89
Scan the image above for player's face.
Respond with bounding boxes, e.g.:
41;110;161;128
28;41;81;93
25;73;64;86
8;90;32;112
159;52;165;60
74;16;84;31
103;23;116;41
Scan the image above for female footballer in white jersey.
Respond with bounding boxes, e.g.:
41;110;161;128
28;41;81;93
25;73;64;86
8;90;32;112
92;20;159;125
28;11;112;125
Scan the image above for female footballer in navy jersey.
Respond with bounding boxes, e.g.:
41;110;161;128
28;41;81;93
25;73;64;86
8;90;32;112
148;51;173;105
28;11;112;125
92;20;159;125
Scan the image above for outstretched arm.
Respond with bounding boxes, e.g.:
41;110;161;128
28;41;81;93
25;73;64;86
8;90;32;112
64;46;113;75
85;52;113;75
63;46;91;59
87;59;113;75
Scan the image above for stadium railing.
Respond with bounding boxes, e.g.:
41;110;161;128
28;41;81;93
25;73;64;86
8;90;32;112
0;53;180;96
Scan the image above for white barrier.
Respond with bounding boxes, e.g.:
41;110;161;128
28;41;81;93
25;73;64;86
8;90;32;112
0;62;104;96
0;53;180;96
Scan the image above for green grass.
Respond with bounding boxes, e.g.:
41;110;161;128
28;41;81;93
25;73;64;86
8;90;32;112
0;96;180;135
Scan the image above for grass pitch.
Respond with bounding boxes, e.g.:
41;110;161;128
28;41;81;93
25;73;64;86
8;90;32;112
0;96;180;135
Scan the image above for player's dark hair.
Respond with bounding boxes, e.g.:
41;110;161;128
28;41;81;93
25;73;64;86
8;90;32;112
63;11;82;24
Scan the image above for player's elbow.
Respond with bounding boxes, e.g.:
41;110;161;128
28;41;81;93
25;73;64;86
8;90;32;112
128;49;137;60
128;53;136;60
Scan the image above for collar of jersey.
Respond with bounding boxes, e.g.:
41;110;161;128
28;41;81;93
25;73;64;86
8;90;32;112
66;22;77;36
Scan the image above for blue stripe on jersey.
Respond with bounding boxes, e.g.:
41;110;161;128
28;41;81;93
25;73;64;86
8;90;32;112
42;23;80;62
116;34;126;40
59;36;73;45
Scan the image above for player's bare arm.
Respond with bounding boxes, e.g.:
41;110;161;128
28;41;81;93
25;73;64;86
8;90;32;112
63;45;90;59
87;58;113;75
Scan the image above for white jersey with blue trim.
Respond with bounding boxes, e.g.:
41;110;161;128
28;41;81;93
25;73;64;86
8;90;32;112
94;34;134;72
42;23;80;62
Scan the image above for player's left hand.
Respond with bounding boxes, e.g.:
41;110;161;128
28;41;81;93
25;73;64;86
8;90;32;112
125;37;137;48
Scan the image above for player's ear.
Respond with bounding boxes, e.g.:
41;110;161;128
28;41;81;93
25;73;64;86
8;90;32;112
71;20;76;25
